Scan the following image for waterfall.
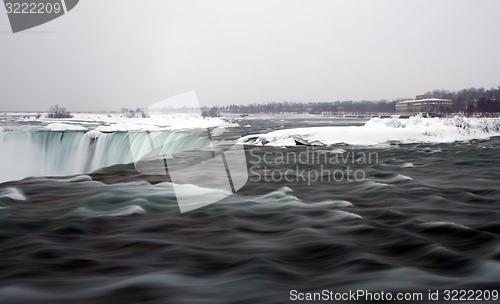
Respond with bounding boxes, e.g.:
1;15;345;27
0;130;211;182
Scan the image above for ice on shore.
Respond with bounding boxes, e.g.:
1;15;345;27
34;114;237;132
239;116;500;146
45;123;88;131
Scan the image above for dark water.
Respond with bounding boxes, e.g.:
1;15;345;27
0;118;500;303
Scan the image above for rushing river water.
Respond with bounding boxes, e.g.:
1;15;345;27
0;115;499;303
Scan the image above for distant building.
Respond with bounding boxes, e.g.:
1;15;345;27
396;95;453;114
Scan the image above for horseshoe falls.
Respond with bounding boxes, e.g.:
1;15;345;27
0;130;211;182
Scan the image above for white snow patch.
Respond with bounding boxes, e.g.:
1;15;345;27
45;123;88;131
239;116;500;146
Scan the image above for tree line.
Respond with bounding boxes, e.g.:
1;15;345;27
219;86;500;115
221;100;396;115
423;87;500;115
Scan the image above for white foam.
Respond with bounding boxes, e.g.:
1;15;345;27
53;175;94;182
400;162;415;168
381;174;413;184
361;180;390;189
252;188;358;212
75;205;146;218
107;205;146;217
317;200;353;207
239;115;500;146
331;210;363;220
331;148;347;154
420;221;471;230
0;187;26;201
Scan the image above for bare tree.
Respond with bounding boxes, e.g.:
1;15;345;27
47;105;73;119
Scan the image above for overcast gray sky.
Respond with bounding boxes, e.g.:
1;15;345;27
1;0;500;111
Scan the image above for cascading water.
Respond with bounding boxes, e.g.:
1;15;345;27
0;130;212;182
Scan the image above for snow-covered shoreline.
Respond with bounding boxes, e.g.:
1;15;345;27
239;116;500;146
2;113;238;132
